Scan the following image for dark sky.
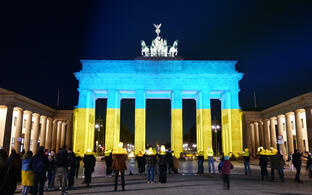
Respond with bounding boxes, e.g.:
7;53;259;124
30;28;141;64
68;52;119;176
1;1;312;144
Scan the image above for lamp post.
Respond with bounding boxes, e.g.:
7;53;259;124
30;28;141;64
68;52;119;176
211;122;220;155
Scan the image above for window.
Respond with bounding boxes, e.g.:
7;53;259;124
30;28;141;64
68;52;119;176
31;121;34;130
11;137;15;145
301;119;304;128
283;123;286;131
291;121;294;130
23;119;26;128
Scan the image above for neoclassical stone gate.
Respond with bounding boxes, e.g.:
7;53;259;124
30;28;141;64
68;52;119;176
73;59;243;158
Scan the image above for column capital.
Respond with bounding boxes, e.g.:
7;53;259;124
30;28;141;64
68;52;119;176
258;121;264;125
40;115;47;120
277;114;285;119
47;117;53;121
14;107;23;112
23;110;32;115
270;116;277;120
32;113;40;118
285;112;294;116
264;119;270;122
295;108;305;114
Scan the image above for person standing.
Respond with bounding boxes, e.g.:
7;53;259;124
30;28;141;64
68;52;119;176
47;150;56;190
172;152;179;174
21;151;34;195
112;142;128;191
207;147;215;173
128;151;135;175
292;149;303;183
0;149;9;194
146;147;157;183
83;149;96;187
197;151;204;174
75;150;82;179
270;149;284;182
242;148;251;175
104;150;113;177
4;149;22;195
158;145;168;183
32;146;49;195
55;148;69;193
258;148;269;180
67;148;77;188
306;152;312;178
136;151;145;174
167;151;174;174
221;155;233;190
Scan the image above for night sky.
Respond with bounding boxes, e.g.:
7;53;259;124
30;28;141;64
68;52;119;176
1;1;312;144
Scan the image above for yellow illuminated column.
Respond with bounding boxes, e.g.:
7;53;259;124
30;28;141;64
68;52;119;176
31;113;40;154
221;90;243;155
51;120;58;150
254;122;259;150
39;116;47;148
0;105;13;151
171;90;183;159
249;123;256;157
73;90;96;155
134;90;146;155
295;109;305;153
56;121;62;151
61;121;66;148
45;117;53;150
13;107;23;152
23;110;32;152
196;91;212;159
285;112;294;154
270;117;277;149
263;119;271;149
105;90;120;151
258;121;264;147
277;115;286;156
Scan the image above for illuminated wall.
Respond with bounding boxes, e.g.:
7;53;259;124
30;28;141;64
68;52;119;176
74;60;243;158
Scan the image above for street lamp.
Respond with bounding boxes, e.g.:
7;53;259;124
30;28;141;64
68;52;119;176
212;122;220;155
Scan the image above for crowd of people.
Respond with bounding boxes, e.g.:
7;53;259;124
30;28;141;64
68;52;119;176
1;143;312;193
0;146;96;195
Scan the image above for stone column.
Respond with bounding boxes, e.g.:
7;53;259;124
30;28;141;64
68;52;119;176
51;120;58;150
56;120;62;151
61;121;66;148
23;110;32;152
171;90;183;159
277;115;286;155
65;120;72;149
13;107;23;152
105;90;120;150
304;107;312;152
270;117;277;149
45;117;53;150
263;119;271;149
295;109;305;153
246;121;253;152
39;116;47;148
285;112;294;154
258;121;264;147
31;113;40;154
0;105;14;151
196;91;212;159
250;123;256;157
254;122;260;150
134;90;146;155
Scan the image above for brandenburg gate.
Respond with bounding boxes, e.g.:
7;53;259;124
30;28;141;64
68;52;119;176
73;24;243;158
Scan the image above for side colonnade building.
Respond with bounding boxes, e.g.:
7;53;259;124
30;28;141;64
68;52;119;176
0;88;73;154
74;60;244;158
243;92;312;157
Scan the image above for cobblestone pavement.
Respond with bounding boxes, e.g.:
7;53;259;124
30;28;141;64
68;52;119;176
15;160;312;195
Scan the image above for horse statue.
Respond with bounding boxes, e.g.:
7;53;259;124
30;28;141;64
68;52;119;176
141;40;150;56
162;40;168;57
169;40;178;57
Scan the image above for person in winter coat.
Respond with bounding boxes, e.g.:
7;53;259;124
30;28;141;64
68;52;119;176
2;149;22;195
55;148;69;193
136;151;145;174
158;145;168;183
270;150;285;182
197;151;204;174
21;151;34;195
221;155;233;190
112;142;128;191
207;147;215;173
83;149;96;187
146;147;157;183
47;150;56;190
32;146;49;195
67;148;77;188
104;150;113;177
242;148;251;175
128;151;135;175
75;151;82;179
0;149;9;194
167;151;174;174
172;153;179;174
259;153;269;180
292;149;303;183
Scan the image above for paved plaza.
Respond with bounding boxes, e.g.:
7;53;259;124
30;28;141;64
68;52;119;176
14;159;312;195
